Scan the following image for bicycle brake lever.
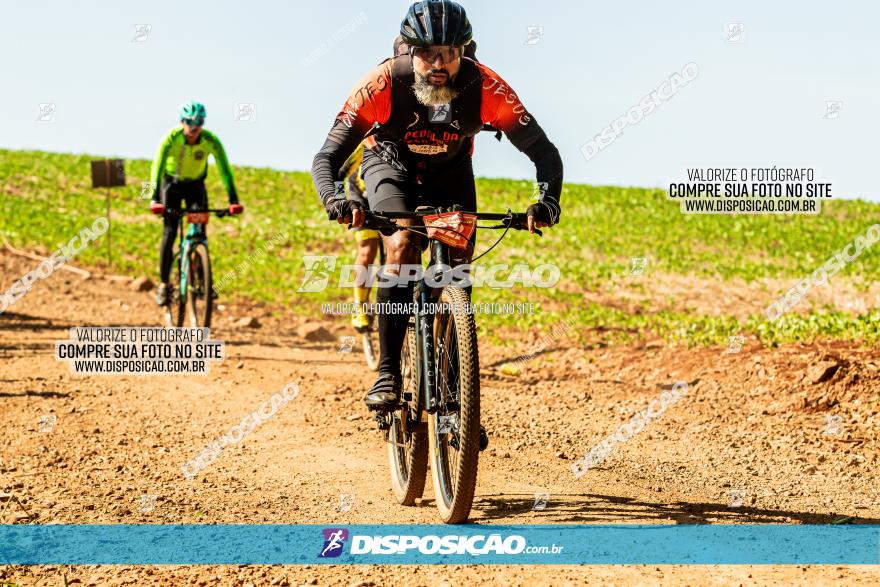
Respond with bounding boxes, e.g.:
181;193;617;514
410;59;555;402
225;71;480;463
506;219;542;237
515;225;542;237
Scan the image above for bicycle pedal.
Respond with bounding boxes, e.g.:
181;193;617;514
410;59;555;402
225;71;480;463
373;412;391;430
367;402;404;413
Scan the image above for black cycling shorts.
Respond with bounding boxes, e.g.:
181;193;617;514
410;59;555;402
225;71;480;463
160;175;208;211
362;150;477;214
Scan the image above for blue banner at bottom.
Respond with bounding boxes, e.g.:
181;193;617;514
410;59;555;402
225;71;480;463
1;525;878;565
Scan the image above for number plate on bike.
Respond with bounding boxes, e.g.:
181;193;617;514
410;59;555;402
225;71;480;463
423;212;477;250
187;212;210;224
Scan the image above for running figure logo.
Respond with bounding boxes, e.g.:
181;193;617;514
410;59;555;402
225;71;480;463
319;528;349;558
333;181;346;198
298;255;337;293
429;103;452;124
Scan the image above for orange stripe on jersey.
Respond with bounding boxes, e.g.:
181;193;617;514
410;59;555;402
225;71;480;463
476;63;533;133
336;60;394;134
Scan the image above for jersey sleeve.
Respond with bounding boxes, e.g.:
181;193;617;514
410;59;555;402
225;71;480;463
312;61;393;209
204;131;238;203
477;63;564;209
149;129;175;200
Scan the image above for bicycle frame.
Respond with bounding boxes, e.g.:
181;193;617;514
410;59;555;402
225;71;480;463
177;220;207;303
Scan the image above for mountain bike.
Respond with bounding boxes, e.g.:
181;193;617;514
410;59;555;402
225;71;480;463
362;206;540;524
162;208;230;328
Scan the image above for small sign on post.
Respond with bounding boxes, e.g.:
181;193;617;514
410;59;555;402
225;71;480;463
90;159;126;188
90;159;126;267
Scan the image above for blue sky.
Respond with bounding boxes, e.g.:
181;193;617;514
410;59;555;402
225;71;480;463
1;1;877;200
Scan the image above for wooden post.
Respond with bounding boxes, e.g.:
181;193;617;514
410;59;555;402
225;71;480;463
90;159;125;269
104;160;112;268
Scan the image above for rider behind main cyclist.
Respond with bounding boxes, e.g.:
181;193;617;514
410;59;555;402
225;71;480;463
149;101;244;306
311;0;563;410
339;142;380;331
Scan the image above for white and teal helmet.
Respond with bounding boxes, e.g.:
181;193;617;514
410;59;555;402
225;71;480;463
180;100;207;126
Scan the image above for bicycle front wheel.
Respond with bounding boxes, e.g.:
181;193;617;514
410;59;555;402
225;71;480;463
164;251;186;328
428;285;480;524
187;243;212;328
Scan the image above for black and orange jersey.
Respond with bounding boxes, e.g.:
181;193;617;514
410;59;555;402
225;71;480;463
312;54;562;210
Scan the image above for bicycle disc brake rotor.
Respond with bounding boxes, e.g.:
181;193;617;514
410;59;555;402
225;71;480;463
436;338;462;448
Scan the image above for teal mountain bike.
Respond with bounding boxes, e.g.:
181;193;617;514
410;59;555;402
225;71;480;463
163;208;229;328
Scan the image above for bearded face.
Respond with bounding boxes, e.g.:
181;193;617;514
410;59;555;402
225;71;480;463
413;70;460;106
411;48;462;106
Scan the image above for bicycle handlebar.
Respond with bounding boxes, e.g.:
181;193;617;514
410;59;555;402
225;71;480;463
163;208;232;218
360;208;541;236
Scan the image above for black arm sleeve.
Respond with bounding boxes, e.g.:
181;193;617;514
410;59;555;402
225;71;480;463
311;120;367;209
504;118;563;207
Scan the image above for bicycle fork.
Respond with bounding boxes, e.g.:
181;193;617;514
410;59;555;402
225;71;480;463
178;223;206;300
417;278;438;414
420;240;448;415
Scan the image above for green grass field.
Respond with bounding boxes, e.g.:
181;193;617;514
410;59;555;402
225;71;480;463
2;148;879;346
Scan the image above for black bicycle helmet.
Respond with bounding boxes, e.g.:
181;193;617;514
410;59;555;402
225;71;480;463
400;0;473;47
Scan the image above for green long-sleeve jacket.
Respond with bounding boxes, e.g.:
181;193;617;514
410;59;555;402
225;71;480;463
150;127;238;203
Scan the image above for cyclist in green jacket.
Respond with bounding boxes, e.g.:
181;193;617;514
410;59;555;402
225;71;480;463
149;101;243;306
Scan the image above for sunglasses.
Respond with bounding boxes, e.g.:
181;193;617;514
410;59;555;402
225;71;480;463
182;118;204;128
410;45;461;64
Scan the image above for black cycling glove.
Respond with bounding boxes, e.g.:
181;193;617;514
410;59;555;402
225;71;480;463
325;198;362;221
526;199;561;226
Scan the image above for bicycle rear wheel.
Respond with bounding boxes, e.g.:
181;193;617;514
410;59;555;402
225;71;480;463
428;285;480;524
387;318;428;504
187;243;213;328
164;251;186;327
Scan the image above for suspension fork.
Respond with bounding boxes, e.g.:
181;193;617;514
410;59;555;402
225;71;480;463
177;220;188;299
179;223;207;297
420;240;450;414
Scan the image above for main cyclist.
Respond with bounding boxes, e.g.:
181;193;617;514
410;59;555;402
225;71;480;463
312;0;563;411
343;35;471;333
149;101;244;306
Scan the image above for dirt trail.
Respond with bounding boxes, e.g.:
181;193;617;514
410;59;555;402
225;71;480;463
1;250;879;586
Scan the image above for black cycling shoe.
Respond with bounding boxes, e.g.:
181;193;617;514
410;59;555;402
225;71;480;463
155;283;170;307
365;372;402;411
479;425;489;451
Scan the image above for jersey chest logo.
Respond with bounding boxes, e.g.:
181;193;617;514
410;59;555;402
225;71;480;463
194;150;205;161
403;126;461;155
